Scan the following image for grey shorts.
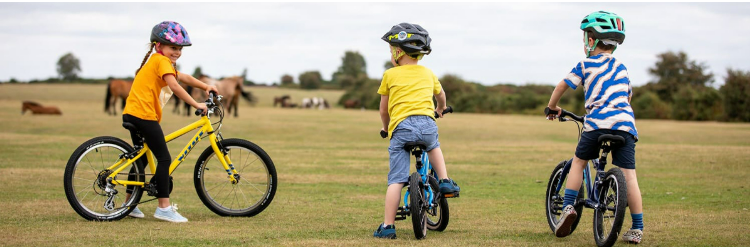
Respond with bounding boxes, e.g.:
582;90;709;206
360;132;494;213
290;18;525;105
387;115;440;185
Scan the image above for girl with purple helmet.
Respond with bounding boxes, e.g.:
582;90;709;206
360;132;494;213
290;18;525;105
122;21;218;223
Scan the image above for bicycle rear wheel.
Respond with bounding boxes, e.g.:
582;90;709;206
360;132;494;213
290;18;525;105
545;160;584;234
63;136;145;221
593;168;627;247
194;138;277;217
409;172;427;239
426;175;449;231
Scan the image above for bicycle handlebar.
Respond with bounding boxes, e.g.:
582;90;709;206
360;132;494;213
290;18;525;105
544;107;584;123
380;106;454;139
194;91;219;116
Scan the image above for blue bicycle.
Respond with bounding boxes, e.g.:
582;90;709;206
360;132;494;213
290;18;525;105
380;106;456;239
544;107;627;247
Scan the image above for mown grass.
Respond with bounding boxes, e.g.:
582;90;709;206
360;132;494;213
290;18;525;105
0;83;748;246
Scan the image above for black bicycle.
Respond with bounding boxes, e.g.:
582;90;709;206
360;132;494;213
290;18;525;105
544;107;627;247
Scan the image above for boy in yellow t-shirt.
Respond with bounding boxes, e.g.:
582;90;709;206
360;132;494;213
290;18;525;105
373;22;460;239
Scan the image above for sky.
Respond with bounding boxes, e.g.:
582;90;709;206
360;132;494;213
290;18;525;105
1;2;750;87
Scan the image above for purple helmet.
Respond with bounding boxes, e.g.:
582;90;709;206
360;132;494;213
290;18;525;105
150;21;192;46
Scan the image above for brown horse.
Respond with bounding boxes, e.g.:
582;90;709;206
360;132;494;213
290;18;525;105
343;99;360;109
104;79;132;115
22;101;62;115
198;75;254;117
273;95;290;107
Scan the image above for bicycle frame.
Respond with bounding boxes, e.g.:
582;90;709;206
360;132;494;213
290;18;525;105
105;115;239;188
555;158;606;209
403;150;437;210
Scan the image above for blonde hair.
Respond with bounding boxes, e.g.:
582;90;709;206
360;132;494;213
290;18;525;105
135;42;156;76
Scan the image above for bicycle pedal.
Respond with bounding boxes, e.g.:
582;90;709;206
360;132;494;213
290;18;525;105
443;192;460;198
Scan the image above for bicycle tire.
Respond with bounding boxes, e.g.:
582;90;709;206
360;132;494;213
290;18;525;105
409;172;427;239
194;138;277;217
63;136;145;221
593;168;627;247
426;175;449;231
545;160;584;234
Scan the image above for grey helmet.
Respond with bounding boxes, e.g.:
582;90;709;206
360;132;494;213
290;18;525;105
381;23;431;57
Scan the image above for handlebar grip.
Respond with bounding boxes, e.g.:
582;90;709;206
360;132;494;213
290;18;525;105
194;109;204;116
434;106;454;118
380;130;388;139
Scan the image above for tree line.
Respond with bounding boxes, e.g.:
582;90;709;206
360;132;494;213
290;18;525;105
328;50;750;122
11;50;750;122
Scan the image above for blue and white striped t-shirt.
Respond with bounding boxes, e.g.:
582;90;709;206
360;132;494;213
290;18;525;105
564;53;638;139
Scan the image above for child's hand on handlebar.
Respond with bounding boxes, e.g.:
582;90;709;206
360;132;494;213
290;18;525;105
205;85;219;96
435;105;447;118
195;103;208;115
546;105;562;120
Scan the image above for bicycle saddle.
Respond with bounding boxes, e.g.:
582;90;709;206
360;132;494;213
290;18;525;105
403;141;427;151
122;122;139;133
598;134;625;147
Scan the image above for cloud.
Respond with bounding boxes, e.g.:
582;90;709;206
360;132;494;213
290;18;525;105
1;2;749;87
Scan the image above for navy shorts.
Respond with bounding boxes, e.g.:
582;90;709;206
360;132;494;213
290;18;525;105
387;115;440;185
575;129;637;169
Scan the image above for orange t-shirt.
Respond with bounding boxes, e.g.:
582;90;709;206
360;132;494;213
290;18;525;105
123;53;177;122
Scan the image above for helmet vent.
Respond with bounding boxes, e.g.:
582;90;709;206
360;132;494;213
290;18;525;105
601;26;611;30
595;18;607;23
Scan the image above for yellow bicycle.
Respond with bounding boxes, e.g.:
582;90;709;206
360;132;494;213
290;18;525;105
64;93;276;221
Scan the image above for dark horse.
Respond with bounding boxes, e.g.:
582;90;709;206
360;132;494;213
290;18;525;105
104;79;132;115
343;99;360;109
22;101;62;115
273;95;290;107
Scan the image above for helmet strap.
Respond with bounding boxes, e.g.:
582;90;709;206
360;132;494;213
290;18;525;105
391;46;405;66
584;32;598;58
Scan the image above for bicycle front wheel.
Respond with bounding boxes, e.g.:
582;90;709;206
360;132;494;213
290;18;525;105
194;138;277;217
545;160;584;234
409;172;427;239
426;175;449;231
63;136;145;221
593;168;627;247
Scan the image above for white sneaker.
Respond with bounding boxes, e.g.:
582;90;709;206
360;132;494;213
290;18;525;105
622;229;643;244
153;204;188;223
121;203;144;218
128;207;145;218
554;205;577;237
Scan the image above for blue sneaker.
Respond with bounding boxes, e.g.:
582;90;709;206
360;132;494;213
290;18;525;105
373;224;396;239
153;204;188;223
439;178;460;194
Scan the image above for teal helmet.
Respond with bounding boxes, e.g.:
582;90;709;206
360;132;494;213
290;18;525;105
580;11;625;44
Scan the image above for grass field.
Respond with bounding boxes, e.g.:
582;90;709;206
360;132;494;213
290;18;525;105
1;83;748;246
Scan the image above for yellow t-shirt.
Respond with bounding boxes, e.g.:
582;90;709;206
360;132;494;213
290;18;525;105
377;64;442;137
123;53;177;123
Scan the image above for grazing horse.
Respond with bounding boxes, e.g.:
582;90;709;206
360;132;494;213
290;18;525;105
104;79;132;115
198;75;254;117
302;97;330;110
343;99;360;109
22;101;62;115
274;95;290;107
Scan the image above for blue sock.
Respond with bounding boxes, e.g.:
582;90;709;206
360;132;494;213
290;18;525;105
563;188;578;208
631;213;643;230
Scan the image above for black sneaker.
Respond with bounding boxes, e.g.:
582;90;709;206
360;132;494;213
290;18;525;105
373;223;396;239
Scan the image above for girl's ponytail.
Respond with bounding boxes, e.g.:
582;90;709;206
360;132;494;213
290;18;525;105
135;42;156;76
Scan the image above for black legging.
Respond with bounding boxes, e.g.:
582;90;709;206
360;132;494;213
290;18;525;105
123;114;172;198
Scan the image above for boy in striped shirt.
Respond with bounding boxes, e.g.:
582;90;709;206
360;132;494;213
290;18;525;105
546;11;644;244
